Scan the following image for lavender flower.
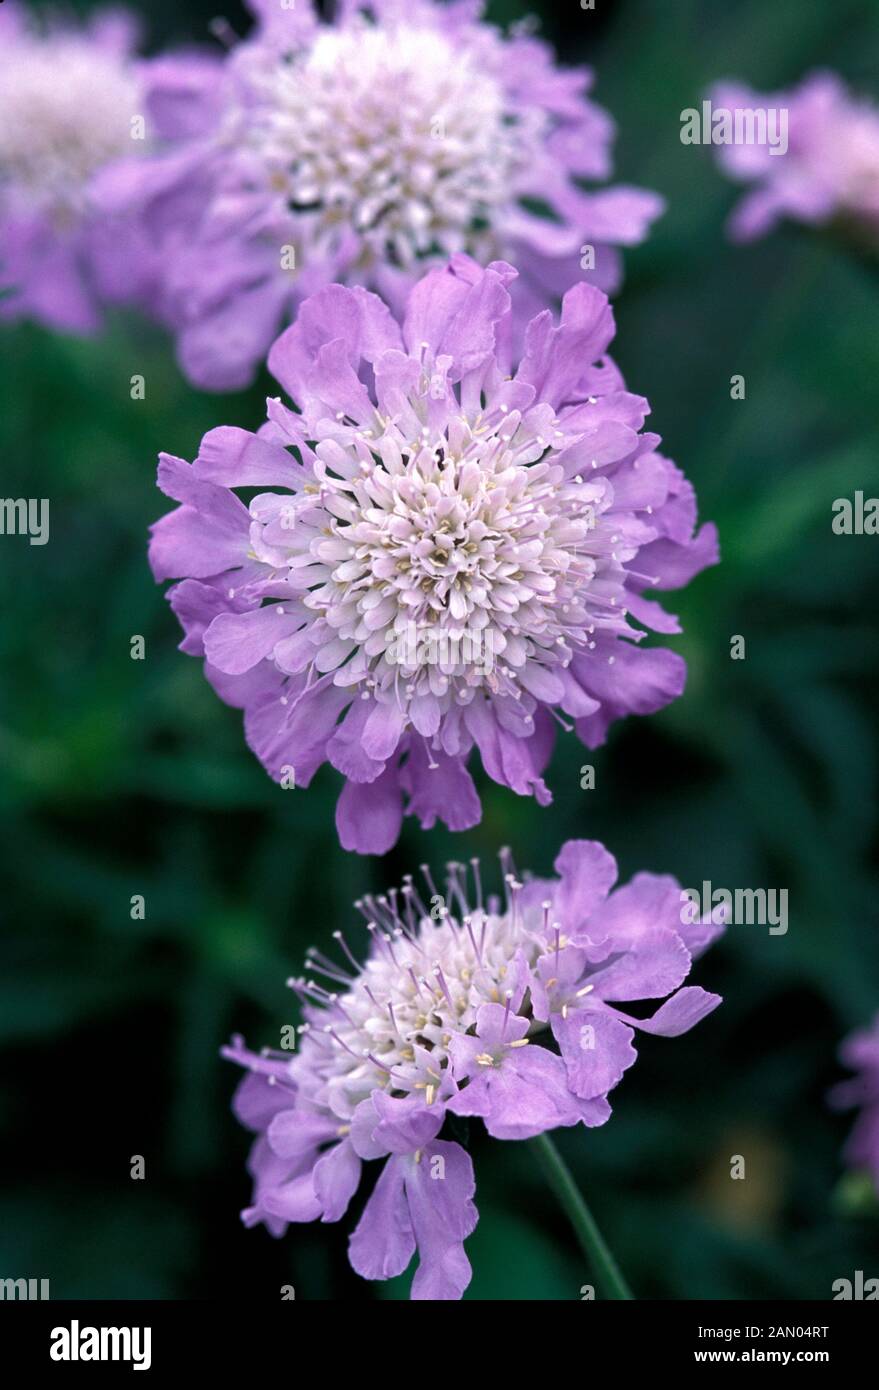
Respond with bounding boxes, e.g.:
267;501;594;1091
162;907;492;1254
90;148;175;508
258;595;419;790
0;4;158;332
151;256;718;853
830;1014;879;1196
710;72;879;246
98;0;664;389
223;839;725;1300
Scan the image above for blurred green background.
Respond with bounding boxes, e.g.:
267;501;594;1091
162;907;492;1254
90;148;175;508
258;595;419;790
2;0;878;1300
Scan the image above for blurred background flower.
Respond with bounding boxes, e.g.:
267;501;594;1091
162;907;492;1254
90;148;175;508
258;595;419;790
709;70;879;249
0;2;159;330
93;0;662;390
830;1014;879;1200
1;0;878;1299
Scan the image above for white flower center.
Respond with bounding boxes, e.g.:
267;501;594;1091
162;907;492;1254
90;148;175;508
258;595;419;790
251;384;618;712
0;38;141;213
238;22;544;267
289;863;548;1114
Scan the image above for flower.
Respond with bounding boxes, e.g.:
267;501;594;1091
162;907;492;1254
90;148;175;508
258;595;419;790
829;1014;879;1196
223;838;725;1300
0;4;158;332
710;72;879;245
97;0;663;389
151;255;718;853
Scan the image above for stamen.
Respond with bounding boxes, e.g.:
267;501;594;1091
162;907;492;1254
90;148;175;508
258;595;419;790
325;1027;362;1060
365;1051;394;1075
408;966;428;1000
434;966;455;1014
304;952;353;987
332;930;364;974
402;874;430;920
420;862;439;900
464;915;483;965
470;857;483;912
501;988;513;1039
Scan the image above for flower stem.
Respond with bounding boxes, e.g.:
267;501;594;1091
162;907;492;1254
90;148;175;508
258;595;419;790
529;1132;633;1300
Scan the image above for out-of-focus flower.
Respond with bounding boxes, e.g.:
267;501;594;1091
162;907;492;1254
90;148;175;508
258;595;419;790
710;72;879;245
830;1013;879;1196
223;838;725;1300
151;256;718;853
97;0;663;390
0;3;159;331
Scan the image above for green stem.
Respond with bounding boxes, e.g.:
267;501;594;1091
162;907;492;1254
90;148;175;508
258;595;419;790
529;1132;633;1300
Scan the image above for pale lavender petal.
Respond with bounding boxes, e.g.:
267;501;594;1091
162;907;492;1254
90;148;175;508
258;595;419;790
348;1157;415;1282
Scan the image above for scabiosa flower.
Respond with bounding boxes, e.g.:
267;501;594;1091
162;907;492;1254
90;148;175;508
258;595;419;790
710;72;879;247
223;838;725;1300
829;1014;879;1196
151;255;718;853
0;4;160;332
97;0;663;389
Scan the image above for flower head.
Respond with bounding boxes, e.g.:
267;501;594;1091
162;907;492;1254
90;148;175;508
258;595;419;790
830;1014;879;1196
152;255;718;853
710;72;879;245
0;4;157;331
223;838;725;1300
98;0;663;388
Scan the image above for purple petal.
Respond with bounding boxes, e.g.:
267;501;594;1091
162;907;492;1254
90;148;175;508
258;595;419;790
402;255;514;377
553;839;619;931
268;283;402;403
448;1045;578;1140
585;926;691;1002
516;282;615;409
552;1008;637;1100
611;986;723;1036
362;700;407;762
400;742;482;833
336;764;403;855
370;1091;446;1155
348;1156;415;1282
404;1141;477;1301
314;1139;362;1223
267;1109;339;1160
261;1168;323;1224
178;276;291;393
204;605;301;675
194;426;305;488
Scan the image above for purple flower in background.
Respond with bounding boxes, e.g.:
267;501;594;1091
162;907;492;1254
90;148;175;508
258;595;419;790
223;839;725;1300
830;1014;879;1195
97;0;664;389
710;72;879;245
150;256;718;854
0;3;158;332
